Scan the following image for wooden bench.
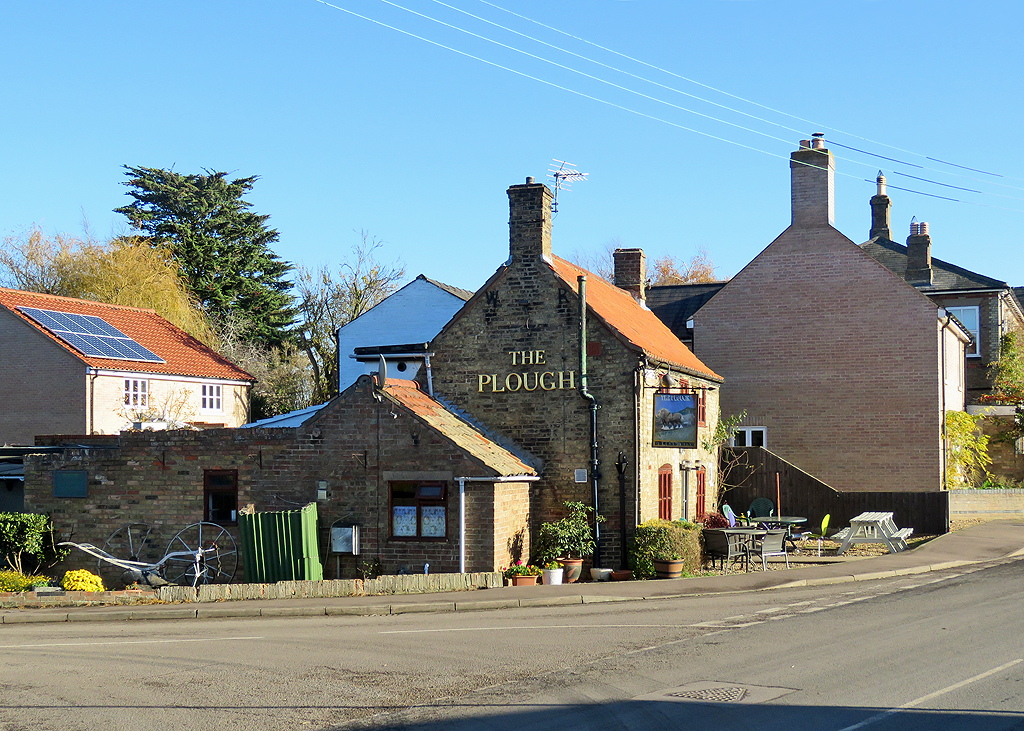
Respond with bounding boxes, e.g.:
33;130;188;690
836;512;913;555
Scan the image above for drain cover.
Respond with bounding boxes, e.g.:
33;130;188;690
635;681;797;705
667;686;748;703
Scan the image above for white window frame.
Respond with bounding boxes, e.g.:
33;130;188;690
947;305;980;357
124;379;148;408
730;427;767;448
201;383;223;412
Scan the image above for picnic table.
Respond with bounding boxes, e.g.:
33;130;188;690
834;512;913;555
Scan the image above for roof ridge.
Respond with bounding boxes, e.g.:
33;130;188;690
0;287;159;314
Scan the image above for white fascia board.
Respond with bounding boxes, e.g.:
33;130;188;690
86;368;252;387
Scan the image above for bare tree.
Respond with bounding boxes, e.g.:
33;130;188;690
294;231;405;404
0;228;215;344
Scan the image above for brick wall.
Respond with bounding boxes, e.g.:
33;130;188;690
0;307;87;444
24;377;529;581
694;224;944;493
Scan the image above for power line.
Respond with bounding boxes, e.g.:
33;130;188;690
312;0;1024;213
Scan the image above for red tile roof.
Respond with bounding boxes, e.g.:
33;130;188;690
0;288;253;381
549;257;722;381
381;379;537;477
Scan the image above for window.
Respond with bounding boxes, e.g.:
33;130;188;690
204;470;238;525
947;306;980;357
731;427;767;448
695;466;707;519
390;481;447;539
658;465;673;520
201;384;223;411
683;384;708;427
124;379;148;408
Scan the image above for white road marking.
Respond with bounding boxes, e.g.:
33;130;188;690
0;636;263;650
379;624;681;634
834;658;1024;731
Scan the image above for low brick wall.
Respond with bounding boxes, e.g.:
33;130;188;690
949;488;1024;519
158;571;503;603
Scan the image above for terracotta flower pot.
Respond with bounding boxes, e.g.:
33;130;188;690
510;575;538;586
610;570;632;581
558;558;584;583
653;558;684;579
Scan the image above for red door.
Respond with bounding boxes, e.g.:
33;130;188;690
658;465;672;520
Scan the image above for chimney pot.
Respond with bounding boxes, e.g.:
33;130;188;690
811;133;826;149
526;176;534;184
919;221;929;235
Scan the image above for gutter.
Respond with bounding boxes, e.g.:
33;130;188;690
578;275;602;567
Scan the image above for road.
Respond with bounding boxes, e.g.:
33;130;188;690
2;558;1024;731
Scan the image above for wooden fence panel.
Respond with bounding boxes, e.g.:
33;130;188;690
719;447;949;535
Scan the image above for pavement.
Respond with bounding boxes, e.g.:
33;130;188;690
4;519;1024;626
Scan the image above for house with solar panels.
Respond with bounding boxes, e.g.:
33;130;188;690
0;288;255;445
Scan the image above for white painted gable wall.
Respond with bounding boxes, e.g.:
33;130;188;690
337;278;470;391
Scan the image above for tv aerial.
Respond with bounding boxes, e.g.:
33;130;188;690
548;159;588;215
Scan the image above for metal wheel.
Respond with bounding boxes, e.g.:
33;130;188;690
99;523;160;589
162;522;238;587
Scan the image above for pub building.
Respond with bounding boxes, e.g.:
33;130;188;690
428;177;723;570
23;178;723;578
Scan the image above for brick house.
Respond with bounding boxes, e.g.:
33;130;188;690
0;288;254;445
429;178;723;569
25;373;537;579
684;137;971;493
860;174;1024;404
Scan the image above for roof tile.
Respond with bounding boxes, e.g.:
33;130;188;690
0;288;253;381
549;257;722;381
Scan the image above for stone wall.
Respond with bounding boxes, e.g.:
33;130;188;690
949;488;1024;519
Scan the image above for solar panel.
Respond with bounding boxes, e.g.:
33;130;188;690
17;306;165;364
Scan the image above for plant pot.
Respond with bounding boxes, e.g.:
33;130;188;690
610;570;632;581
590;567;612;582
510;575;538;586
653;558;684;579
542;568;563;585
558;558;584;584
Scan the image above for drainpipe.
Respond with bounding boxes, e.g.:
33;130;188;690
939;310;953;491
424;353;434;397
454;475;540;573
578;276;602;567
615;452;628;570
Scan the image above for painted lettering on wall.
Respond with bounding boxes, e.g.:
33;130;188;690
476;350;577;393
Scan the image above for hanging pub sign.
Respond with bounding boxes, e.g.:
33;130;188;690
652;392;697;448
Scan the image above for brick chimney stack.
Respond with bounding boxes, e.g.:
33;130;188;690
905;220;933;285
869;171;893;240
507;177;553;264
790;133;835;228
613;248;646;304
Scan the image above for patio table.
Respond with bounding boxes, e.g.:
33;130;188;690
835;511;913;555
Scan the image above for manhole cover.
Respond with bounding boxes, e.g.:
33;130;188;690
667;686;748;703
635;681;798;704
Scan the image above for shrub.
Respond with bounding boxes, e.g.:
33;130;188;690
698;512;730;529
534;501;605;563
0;512;68;575
0;570;52;592
61;569;105;592
630;520;701;579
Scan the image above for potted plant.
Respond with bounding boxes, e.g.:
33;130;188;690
503;561;542;586
535;501;605;584
541;561;563;585
653;552;685;579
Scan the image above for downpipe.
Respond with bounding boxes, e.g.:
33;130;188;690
578;275;602;567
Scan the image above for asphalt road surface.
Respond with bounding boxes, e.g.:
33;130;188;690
2;558;1024;731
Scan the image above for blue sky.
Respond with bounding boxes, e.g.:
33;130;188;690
3;1;1022;293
